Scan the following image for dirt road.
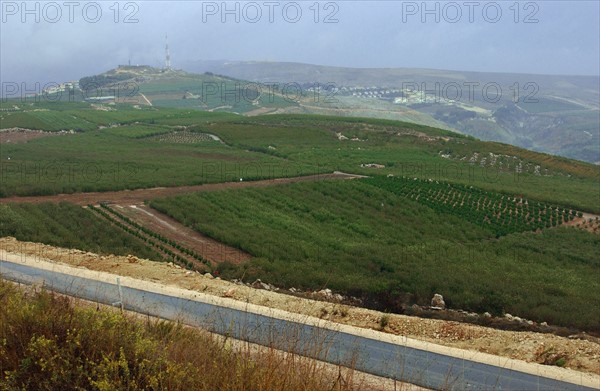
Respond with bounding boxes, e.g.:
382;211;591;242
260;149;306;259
113;204;252;264
0;172;365;205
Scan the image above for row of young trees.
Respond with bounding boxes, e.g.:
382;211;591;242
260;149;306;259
0;202;162;260
89;204;209;270
102;204;210;266
149;131;215;144
367;177;581;237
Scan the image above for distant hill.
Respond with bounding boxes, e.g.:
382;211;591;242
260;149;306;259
185;61;600;164
72;66;298;115
72;65;451;130
70;63;600;163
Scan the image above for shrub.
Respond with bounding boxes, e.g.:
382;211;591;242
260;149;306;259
379;314;390;330
0;281;360;390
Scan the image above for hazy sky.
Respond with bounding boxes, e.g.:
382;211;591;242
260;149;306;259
1;1;599;85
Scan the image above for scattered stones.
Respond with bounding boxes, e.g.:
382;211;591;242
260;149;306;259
360;163;385;169
335;132;348;140
505;313;514;321
252;279;271;291
317;288;333;297
203;272;214;279
223;288;236;298
431;293;446;309
483;312;492;318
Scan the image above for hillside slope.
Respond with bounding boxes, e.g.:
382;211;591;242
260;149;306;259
186;61;600;163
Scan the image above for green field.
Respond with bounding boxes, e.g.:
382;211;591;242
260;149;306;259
1;105;598;212
0;109;97;131
0;101;238;131
0;123;317;197
138;73;299;114
365;176;580;237
198;115;600;212
150;180;600;331
517;98;584;114
2;103;599;332
0;202;162;260
102;124;173;138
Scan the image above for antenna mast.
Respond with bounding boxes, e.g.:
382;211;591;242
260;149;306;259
165;34;172;71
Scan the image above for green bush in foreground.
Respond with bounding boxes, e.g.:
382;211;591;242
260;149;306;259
0;281;358;390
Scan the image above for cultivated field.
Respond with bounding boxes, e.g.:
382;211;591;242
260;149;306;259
1;101;599;334
150;179;600;331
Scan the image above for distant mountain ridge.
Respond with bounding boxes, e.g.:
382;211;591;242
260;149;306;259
183;60;600;164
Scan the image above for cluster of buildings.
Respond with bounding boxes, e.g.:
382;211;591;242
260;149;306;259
42;81;80;95
340;86;402;99
339;86;457;105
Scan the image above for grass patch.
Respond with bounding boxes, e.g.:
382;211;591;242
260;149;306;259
0;280;360;390
0;130;316;197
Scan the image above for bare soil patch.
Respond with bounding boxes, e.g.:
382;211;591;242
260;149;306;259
563;212;600;234
114;204;251;265
245;107;278;116
0;128;66;144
